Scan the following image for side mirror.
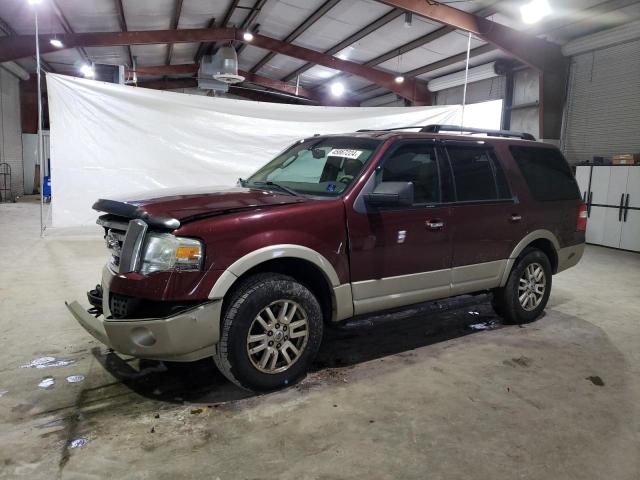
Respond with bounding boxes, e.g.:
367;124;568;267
364;182;414;207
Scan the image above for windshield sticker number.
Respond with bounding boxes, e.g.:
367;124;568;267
328;149;363;159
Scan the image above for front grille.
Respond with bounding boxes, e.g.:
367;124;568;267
106;228;126;270
98;215;148;273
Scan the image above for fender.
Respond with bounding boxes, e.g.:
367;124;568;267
499;229;560;287
208;244;354;321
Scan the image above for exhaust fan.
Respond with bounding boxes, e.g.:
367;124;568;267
201;46;245;84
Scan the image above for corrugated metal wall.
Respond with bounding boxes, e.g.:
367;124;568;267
0;68;23;197
562;38;640;164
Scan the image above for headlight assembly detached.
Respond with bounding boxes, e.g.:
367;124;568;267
140;233;203;275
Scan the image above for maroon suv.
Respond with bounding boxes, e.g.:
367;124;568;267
67;124;587;391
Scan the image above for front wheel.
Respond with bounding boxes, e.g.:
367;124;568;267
213;273;323;391
492;248;552;324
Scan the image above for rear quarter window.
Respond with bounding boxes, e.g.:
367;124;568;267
510;146;580;201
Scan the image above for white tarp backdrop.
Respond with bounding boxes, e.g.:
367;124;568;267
47;74;502;227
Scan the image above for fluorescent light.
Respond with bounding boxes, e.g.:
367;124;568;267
28;0;42;5
243;31;254;42
330;82;344;97
80;64;94;78
49;39;63;48
395;75;404;84
520;0;551;24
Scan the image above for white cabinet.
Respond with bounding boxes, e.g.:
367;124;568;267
577;165;640;252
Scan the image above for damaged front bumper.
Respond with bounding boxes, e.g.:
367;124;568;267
66;298;222;363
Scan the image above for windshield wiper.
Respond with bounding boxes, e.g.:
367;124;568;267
250;181;299;197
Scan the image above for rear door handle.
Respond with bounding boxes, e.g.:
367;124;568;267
426;219;444;230
510;214;522;222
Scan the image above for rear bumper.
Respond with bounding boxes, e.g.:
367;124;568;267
556;243;585;273
66;300;221;362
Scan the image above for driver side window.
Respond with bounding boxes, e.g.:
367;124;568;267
381;142;440;204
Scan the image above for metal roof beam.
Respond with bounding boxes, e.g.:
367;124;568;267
374;0;565;72
319;6;497;88
282;8;404;82
0;28;430;103
114;0;134;67
166;0;184;65
200;0;238;62
249;0;342;74
128;63;321;101
0;15;54;73
50;0;91;65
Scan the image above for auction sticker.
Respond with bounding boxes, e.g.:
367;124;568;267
328;149;363;159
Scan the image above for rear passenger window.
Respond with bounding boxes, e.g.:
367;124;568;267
510;146;580;201
381;143;440;204
447;146;511;202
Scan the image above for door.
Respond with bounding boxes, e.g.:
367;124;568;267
620;167;640;251
347;141;453;315
585;167;612;244
575;166;591;203
589;166;611;208
445;143;526;295
601;166;629;248
586;206;607;245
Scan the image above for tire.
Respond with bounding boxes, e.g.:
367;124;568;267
492;248;552;325
213;273;323;392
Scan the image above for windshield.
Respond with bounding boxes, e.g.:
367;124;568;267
245;136;382;197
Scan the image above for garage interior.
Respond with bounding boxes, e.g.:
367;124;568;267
0;0;639;478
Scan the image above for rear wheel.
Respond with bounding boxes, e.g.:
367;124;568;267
214;273;323;391
492;248;552;324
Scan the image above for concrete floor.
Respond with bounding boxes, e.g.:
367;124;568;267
1;197;639;480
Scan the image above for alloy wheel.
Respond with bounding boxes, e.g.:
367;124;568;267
518;262;546;311
246;300;309;374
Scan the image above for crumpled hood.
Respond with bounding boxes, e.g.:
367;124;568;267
94;186;307;227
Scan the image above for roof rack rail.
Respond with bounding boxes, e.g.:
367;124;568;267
420;124;536;141
356;124;536;141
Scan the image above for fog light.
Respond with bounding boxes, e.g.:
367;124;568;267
131;326;156;347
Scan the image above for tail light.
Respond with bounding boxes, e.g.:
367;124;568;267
577;203;588;231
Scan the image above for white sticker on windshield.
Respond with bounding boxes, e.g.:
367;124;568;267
328;149;363;159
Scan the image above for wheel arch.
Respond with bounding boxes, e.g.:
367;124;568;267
208;245;353;324
499;230;560;287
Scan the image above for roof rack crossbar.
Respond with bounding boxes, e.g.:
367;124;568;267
356;124;535;141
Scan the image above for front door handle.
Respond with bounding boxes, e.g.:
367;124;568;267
510;214;522;222
426;219;444;230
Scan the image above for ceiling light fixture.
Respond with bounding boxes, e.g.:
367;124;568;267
80;64;94;78
520;0;551;24
49;38;63;48
243;31;254;42
27;0;42;5
330;82;345;97
395;75;405;84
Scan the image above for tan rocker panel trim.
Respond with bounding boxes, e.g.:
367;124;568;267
499;229;561;287
352;260;508;316
208;244;354;322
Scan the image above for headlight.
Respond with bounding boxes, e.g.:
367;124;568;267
140;233;203;275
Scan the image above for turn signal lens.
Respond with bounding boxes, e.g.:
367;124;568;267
577;203;588;231
176;245;201;260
